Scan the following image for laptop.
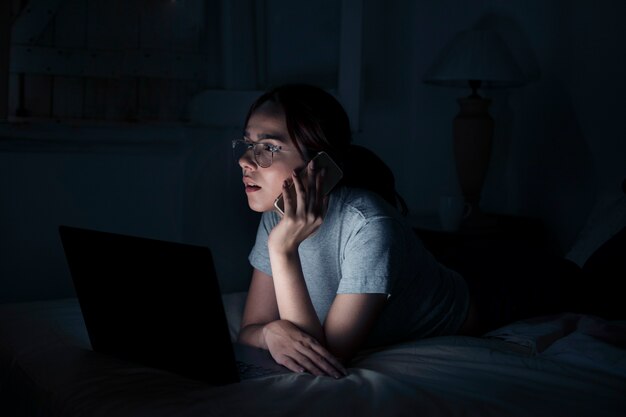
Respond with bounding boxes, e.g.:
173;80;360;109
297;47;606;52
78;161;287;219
58;225;288;385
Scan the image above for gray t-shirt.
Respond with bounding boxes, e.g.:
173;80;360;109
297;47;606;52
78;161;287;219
248;186;469;347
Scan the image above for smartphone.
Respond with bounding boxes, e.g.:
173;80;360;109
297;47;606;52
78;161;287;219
273;151;344;215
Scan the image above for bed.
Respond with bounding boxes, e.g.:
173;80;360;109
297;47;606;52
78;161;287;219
2;187;625;417
1;291;625;417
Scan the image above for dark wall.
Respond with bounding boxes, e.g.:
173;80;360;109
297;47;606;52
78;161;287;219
355;0;625;252
1;0;625;302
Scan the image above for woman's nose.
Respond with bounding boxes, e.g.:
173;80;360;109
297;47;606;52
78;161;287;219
238;151;257;170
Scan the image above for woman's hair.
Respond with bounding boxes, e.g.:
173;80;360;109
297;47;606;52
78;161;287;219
245;84;408;215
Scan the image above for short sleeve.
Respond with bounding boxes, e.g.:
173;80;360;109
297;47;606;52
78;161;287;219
248;211;279;276
338;217;404;295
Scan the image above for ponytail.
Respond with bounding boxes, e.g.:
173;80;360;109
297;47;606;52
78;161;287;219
340;145;408;216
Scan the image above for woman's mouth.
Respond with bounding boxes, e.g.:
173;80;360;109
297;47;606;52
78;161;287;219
245;184;261;193
244;178;262;193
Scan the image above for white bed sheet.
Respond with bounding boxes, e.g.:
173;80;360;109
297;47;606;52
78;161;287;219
1;296;625;417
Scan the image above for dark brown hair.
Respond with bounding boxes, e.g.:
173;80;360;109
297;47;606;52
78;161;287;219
244;84;351;162
245;84;407;215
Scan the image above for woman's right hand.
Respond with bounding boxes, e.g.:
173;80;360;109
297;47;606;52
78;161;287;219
268;161;328;254
262;320;348;379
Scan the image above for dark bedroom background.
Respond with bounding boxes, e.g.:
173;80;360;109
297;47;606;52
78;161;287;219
0;0;624;303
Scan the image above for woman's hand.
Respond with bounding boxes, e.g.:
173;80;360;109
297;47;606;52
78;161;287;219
263;320;348;378
268;160;327;253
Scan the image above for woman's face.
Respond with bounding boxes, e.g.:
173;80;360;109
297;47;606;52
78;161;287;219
239;101;306;212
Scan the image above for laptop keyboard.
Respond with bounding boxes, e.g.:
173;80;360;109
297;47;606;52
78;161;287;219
236;360;281;379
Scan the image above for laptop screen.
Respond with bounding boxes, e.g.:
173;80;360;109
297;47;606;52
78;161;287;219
59;225;239;384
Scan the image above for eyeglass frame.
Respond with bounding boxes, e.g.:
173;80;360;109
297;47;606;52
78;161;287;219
232;138;311;169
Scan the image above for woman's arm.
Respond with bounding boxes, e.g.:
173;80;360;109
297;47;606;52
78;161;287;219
237;268;279;349
239;267;388;364
268;247;387;368
238;267;347;377
265;166;327;343
242;165;384;376
268;249;325;343
324;293;388;361
265;166;384;373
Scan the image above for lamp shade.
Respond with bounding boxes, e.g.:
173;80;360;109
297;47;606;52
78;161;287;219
424;29;525;88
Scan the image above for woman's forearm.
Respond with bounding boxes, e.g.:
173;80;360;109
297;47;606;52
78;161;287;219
269;249;326;345
237;323;269;349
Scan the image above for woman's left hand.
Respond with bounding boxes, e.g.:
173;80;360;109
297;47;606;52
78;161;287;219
263;320;347;378
268;160;327;253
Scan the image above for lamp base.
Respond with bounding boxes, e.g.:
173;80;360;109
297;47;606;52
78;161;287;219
453;96;493;225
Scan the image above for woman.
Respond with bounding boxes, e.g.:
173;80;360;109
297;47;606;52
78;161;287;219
234;84;475;379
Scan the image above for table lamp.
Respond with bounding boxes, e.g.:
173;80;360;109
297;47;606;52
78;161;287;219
424;29;525;225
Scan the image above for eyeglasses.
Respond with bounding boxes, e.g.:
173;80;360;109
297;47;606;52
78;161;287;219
232;139;283;168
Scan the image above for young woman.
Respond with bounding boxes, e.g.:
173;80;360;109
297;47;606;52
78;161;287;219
234;84;475;379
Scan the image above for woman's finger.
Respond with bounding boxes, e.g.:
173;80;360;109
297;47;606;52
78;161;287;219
303;351;344;378
276;355;306;374
311;344;348;377
281;178;295;216
291;170;307;217
292;338;345;378
288;351;328;377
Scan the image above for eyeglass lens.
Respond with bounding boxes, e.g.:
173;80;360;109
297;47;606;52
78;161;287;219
233;141;273;168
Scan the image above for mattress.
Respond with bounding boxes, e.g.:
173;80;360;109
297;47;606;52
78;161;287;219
1;294;625;417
